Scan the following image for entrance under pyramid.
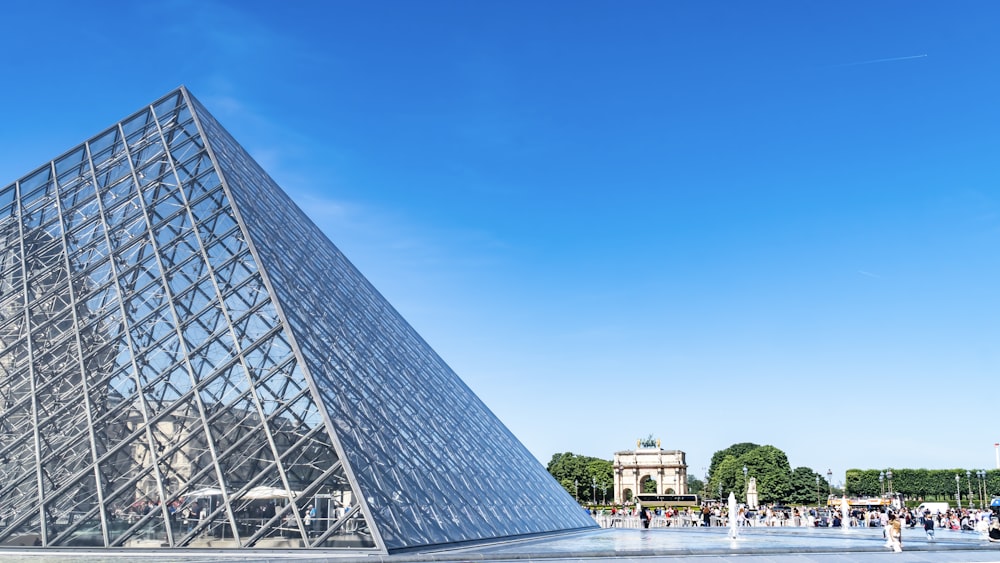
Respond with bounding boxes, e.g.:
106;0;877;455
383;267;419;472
0;86;595;552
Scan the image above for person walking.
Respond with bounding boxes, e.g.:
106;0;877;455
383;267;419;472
923;511;935;541
640;505;650;529
887;513;902;552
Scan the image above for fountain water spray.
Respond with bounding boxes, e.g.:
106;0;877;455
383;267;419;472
728;492;739;539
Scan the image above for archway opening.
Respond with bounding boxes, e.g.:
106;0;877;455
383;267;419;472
640;476;657;494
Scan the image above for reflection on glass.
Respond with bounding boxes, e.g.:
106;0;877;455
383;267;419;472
0;87;591;553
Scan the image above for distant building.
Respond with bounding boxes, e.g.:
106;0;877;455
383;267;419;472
613;437;687;503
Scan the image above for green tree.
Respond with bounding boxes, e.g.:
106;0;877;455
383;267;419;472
546;452;613;503
706;443;794;504
788;467;825;505
742;445;792;504
844;468;998;505
708;442;759;481
710;455;743;500
688;475;705;496
845;469;876;497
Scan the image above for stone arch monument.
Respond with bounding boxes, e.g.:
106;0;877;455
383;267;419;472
613;436;688;503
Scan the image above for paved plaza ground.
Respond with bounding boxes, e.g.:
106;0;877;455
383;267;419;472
3;525;1000;562
454;525;1000;562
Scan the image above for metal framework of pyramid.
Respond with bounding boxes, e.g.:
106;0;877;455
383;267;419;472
0;86;595;552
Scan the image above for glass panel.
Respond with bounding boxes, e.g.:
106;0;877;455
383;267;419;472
94;153;133;192
121;109;155;143
166;136;203;167
145;184;186;225
152;91;184;125
19;165;53;206
87;126;123;160
173;153;211;187
0;494;42;547
187;333;235;384
54;147;88;178
182;169;221;204
0;185;15;210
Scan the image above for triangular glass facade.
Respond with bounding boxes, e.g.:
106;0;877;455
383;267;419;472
0;86;595;552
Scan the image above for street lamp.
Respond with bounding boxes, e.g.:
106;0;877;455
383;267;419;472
718;482;723;501
955;474;962;509
886;470;893;497
574;479;579;502
592;477;597;504
978;470;987;508
815;474;821;506
742;465;748;501
976;471;983;508
879;471;885;496
827;469;832;496
967;470;973;507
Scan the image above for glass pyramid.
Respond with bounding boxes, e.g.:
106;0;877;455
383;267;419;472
0;86;595;552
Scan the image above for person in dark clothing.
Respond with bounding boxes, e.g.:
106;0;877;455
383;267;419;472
186;501;200;532
989;519;1000;542
640;506;650;529
923;511;935;541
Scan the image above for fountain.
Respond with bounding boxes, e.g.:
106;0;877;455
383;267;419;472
841;496;850;532
728;491;739;539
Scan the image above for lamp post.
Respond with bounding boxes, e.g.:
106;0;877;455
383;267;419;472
981;470;988;508
718;482;723;501
592;477;597;504
977;471;983;508
574;479;579;502
601;480;607;505
886;469;893;497
742;465;748;502
977;470;985;508
967;470;973;507
955;474;962;509
879;471;885;496
815;474;821;507
827;469;832;496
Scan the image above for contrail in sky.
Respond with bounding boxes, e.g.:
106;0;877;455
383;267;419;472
833;54;928;67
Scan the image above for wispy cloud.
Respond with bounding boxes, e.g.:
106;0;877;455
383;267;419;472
858;270;882;279
832;54;927;68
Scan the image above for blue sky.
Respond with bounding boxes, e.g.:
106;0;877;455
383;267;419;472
2;1;999;487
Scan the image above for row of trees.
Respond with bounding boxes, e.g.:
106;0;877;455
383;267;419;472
705;442;835;505
546;452;614;503
548;443;1000;507
845;469;998;505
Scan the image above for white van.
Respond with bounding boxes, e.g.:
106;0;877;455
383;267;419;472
916;502;950;515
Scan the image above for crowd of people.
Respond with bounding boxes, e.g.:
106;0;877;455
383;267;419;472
589;502;1000;550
